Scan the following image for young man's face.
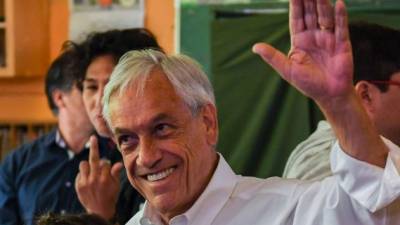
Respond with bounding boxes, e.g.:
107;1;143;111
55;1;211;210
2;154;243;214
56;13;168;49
82;54;116;138
370;73;400;146
62;84;93;133
108;69;218;221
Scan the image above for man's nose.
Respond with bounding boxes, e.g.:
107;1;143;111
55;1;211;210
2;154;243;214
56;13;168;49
137;138;162;168
95;88;104;110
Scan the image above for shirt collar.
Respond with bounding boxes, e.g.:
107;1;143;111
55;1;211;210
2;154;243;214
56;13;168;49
43;129;57;147
140;153;238;225
55;130;67;148
55;129;90;160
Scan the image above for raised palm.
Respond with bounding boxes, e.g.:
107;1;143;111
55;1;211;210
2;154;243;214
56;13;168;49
254;0;353;106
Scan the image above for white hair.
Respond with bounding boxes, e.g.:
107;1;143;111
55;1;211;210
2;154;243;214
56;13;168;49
102;49;215;129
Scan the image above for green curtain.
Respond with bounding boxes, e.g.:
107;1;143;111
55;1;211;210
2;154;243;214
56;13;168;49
211;13;319;177
181;3;400;178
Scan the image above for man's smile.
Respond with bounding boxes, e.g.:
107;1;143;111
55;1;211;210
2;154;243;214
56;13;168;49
140;166;177;182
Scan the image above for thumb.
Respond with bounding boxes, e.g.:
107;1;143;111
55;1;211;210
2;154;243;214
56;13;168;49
252;43;291;79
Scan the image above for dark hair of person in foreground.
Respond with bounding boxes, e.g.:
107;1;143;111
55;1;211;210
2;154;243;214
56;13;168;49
36;213;112;225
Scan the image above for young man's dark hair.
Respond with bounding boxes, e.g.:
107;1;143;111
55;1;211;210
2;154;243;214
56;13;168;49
45;42;85;115
350;22;400;91
76;28;163;90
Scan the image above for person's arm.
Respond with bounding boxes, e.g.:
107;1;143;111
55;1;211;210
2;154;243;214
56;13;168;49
75;136;123;223
0;154;23;225
253;0;388;168
330;136;400;212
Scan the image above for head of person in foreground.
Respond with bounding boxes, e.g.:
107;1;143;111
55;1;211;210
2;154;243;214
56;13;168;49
102;49;219;222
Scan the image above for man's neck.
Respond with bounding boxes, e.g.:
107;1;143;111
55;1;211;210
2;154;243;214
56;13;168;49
58;118;93;153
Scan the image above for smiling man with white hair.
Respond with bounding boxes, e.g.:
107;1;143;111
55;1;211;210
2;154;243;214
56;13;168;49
97;0;400;224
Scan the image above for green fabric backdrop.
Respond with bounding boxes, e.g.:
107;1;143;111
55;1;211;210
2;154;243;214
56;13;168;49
180;2;400;178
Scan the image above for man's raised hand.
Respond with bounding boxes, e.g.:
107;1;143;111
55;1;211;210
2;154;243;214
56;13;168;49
253;0;353;107
75;135;123;220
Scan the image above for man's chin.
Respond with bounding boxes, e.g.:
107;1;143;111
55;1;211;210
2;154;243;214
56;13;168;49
151;195;181;217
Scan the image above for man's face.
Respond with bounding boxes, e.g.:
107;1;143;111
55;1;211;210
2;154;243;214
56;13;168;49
109;69;218;219
63;85;93;132
83;54;116;137
370;73;400;146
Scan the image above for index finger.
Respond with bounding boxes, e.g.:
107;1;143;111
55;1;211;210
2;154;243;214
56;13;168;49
89;135;100;166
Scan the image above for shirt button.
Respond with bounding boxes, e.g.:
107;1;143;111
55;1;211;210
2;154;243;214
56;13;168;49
65;181;72;187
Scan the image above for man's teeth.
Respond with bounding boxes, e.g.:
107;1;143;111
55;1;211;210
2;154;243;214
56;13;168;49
147;167;175;181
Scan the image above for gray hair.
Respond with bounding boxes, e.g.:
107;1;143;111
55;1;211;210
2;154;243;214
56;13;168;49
102;49;215;129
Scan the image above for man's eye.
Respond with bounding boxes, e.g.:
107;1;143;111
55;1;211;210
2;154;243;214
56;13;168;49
83;83;98;91
154;124;174;137
117;135;138;149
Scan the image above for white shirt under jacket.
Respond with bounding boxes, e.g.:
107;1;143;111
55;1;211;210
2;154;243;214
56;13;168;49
127;138;400;225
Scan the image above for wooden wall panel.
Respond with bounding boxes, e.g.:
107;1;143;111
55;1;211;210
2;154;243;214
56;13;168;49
145;0;175;53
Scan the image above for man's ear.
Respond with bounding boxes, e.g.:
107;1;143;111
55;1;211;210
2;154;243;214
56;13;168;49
354;81;376;115
200;103;219;147
52;89;66;109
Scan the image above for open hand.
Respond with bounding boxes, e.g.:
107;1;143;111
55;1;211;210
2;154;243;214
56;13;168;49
253;0;353;107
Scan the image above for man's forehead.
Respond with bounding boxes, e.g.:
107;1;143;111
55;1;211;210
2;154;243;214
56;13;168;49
85;55;115;78
109;94;186;135
113;112;175;134
109;72;184;115
123;69;175;97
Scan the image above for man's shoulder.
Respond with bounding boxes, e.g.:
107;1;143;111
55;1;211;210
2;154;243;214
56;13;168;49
288;121;335;163
232;176;304;200
282;120;336;180
0;130;57;170
210;176;314;224
19;130;55;151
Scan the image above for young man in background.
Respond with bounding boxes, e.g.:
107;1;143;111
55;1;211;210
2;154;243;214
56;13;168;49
0;43;94;225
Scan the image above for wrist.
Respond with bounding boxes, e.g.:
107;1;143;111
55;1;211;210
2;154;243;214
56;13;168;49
316;90;358;115
317;90;388;167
